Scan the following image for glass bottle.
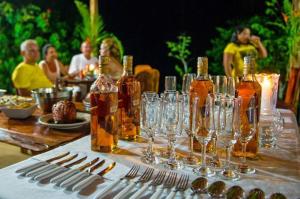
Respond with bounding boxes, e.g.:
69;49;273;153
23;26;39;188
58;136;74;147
189;57;214;152
90;56;119;152
233;56;261;158
117;55;141;140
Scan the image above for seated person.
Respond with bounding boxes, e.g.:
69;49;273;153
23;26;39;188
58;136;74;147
39;44;68;83
99;38;123;80
12;39;53;96
68;40;98;78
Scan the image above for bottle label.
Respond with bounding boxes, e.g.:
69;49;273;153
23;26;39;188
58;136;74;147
246;107;255;124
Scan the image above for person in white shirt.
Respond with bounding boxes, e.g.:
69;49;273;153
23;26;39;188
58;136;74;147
68;41;98;77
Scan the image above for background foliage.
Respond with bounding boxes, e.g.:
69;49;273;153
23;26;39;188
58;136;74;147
0;1;80;93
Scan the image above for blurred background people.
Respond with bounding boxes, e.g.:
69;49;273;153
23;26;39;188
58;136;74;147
12;39;53;96
100;38;123;81
39;44;68;83
223;26;267;78
68;40;98;78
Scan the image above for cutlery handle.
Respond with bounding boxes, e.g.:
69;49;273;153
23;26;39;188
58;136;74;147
60;172;88;188
165;190;176;199
113;182;136;199
150;186;164;199
16;161;47;173
34;166;65;181
93;179;122;199
129;182;149;199
50;169;79;184
72;175;101;191
26;164;55;177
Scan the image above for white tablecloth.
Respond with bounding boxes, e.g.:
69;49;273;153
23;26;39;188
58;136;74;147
0;109;299;199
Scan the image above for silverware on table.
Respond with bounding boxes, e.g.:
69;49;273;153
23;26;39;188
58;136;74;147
60;159;105;188
34;156;87;181
226;185;245;199
72;162;117;191
16;152;70;173
208;181;226;198
247;188;265;199
186;177;208;199
113;167;155;199
149;172;177;199
25;153;78;177
165;174;189;199
129;170;167;199
270;193;287;199
51;157;99;184
93;164;140;199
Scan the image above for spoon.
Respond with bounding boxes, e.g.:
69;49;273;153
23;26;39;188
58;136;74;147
247;188;265;199
269;193;287;199
186;177;208;198
226;185;245;199
208;181;226;198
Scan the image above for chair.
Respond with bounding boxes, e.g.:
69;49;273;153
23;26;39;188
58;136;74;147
134;65;160;93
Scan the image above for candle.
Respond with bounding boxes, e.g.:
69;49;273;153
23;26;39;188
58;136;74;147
261;77;272;113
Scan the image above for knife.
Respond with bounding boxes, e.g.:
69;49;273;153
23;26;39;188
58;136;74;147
60;159;106;188
50;157;99;184
72;162;116;191
16;152;70;173
26;154;78;177
34;156;87;181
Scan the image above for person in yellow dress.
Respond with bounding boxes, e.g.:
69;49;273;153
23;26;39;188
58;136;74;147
223;26;268;79
12;39;53;96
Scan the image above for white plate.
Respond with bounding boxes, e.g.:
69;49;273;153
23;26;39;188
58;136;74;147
38;112;90;130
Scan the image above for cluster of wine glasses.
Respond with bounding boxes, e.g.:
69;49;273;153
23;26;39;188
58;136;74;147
140;74;261;181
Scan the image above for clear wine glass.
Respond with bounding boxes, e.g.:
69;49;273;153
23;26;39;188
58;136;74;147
219;96;241;180
237;96;257;174
182;73;196;94
163;91;182;169
165;76;177;91
141;91;159;164
193;93;216;177
183;94;200;165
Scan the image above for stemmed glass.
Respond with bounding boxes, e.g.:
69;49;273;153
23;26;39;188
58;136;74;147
193;94;216;177
141;92;159;164
237;96;257;174
218;96;241;180
182;73;196;94
163;91;182;169
165;76;177;91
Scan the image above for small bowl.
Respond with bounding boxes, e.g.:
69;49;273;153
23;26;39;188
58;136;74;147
31;87;73;113
1;104;37;119
0;89;6;97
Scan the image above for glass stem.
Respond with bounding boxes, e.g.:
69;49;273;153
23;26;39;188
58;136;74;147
189;133;194;158
201;140;207;167
168;131;176;163
242;142;247;166
148;133;153;157
225;145;231;169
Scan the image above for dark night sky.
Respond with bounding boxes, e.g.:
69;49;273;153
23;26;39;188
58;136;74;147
9;0;265;86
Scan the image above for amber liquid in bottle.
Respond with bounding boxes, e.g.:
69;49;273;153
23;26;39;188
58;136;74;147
117;56;141;140
232;56;261;158
90;56;119;152
189;57;214;152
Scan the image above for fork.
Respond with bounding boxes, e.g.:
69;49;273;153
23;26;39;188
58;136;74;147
129;170;167;199
165;174;189;199
113;167;155;199
149;172;177;199
94;165;140;199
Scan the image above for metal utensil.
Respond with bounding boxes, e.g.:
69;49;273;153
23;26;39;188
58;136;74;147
113;167;155;199
226;185;245;199
129;170;167;199
165;174;189;199
149;172;177;199
93;165;140;199
186;177;208;199
72;162;116;191
60;159;105;188
26;154;78;177
51;157;99;184
247;188;265;199
16;152;70;173
34;156;87;181
208;181;226;198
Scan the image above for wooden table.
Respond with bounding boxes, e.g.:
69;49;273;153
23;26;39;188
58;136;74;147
0;109;89;155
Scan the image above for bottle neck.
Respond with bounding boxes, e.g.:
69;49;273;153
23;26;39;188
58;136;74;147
197;67;209;80
122;66;133;76
242;64;255;81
